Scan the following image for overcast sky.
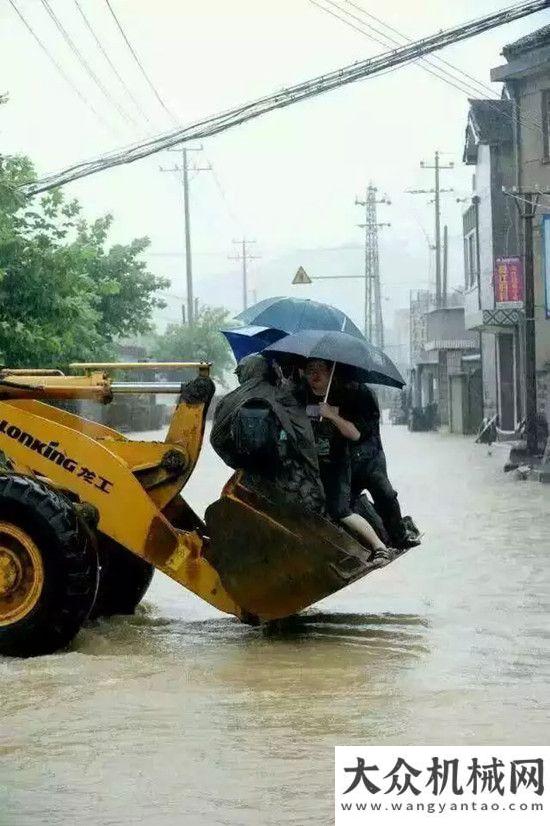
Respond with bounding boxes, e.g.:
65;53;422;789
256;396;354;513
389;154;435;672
1;0;547;336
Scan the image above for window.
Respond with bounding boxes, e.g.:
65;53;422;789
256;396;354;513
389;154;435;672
543;89;550;161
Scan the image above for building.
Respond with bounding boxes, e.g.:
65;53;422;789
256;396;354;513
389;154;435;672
422;304;480;427
489;25;550;430
409;288;479;429
462;98;522;430
409;290;435;411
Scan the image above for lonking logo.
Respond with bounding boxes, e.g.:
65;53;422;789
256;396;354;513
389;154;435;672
0;418;114;494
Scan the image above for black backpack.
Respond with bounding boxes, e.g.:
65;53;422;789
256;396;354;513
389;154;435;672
231;402;280;468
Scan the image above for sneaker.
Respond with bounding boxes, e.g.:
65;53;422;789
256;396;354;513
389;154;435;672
370;547;392;567
401;533;421;549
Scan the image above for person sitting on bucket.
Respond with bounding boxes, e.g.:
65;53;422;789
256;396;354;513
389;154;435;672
342;379;421;550
210;353;325;514
302;358;391;566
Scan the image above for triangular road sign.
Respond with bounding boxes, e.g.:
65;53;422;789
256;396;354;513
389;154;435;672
292;265;312;285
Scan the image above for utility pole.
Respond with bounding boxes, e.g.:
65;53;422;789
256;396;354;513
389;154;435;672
355;185;390;346
160;146;210;325
407;151;454;308
442;224;448;308
504;188;550;458
503;190;542;457
523;196;538;458
229;239;260;311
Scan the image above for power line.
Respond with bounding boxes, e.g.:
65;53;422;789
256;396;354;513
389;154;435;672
39;0;135;128
344;0;514;101
73;0;153;127
310;0;543;135
6;0;112;132
207;159;246;232
311;0;543;137
345;0;543;133
103;0;178;125
21;0;550;196
310;0;492;95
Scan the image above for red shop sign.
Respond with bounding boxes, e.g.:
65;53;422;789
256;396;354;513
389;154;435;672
494;257;523;303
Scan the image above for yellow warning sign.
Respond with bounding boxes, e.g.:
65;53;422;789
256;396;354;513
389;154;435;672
292;266;312;285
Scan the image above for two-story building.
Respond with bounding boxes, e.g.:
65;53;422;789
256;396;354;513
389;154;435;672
462;98;521;431
409;288;479;430
461;25;550;434
489;25;550;430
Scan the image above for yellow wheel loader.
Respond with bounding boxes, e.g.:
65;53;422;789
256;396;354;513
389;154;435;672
0;363;408;657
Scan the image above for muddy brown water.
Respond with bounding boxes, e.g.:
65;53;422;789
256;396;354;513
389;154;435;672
1;424;549;825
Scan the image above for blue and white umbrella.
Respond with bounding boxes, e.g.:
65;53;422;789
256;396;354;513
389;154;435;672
220;325;286;362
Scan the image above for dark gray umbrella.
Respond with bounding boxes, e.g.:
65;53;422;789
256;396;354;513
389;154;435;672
262;329;405;388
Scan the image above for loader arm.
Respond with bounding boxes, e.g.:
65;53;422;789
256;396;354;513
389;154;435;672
0;371;242;620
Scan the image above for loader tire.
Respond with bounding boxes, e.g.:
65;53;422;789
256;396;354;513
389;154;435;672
0;474;98;658
90;535;154;619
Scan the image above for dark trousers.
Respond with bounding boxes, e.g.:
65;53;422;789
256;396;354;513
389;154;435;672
320;457;352;521
351;447;406;544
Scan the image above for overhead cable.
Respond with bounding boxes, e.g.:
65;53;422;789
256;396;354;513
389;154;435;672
73;0;153;126
342;0;543;132
40;0;137;128
345;0;521;102
6;0;112;132
21;0;550;196
311;0;542;134
104;0;178;125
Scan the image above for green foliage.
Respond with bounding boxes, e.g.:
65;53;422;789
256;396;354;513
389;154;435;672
152;306;236;385
0;152;169;368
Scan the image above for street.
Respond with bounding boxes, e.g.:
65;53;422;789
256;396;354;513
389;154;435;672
1;423;549;825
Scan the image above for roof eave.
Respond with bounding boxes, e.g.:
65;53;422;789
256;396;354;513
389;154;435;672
491;45;550;82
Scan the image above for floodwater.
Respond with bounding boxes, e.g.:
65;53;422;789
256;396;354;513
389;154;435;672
1;423;549;825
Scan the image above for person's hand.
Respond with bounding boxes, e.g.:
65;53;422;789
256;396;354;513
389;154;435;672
319;403;339;421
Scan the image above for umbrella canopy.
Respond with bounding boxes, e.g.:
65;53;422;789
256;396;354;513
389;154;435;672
220;325;286;363
262;329;405;388
235;297;364;339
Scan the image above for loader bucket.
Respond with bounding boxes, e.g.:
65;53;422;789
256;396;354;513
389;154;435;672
204;476;378;621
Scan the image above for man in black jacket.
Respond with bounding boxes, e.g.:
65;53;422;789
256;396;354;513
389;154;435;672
342;382;419;549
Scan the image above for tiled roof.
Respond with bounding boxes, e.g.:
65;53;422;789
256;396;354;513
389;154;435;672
468;99;513;144
502;23;550;58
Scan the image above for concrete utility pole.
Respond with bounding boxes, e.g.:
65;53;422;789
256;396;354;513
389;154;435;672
504;187;550;458
523;197;538;458
229;239;260;311
407;151;454;308
355;185;390;346
160;146;210;325
504;190;542;457
442;224;448;308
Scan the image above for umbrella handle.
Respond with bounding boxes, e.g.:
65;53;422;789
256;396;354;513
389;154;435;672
319;361;336;422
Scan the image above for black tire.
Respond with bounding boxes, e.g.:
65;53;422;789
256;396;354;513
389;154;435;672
90;535;154;619
0;474;99;658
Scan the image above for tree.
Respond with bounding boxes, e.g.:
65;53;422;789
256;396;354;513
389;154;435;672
0;151;169;368
152;306;236;385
